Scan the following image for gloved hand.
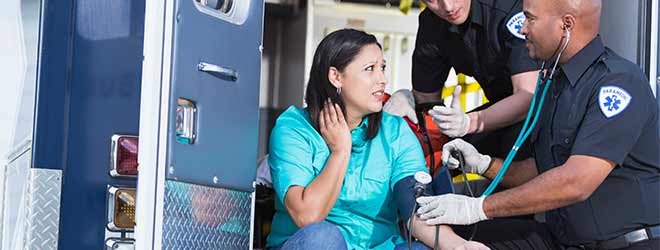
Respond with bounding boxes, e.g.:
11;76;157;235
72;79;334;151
383;89;418;124
416;194;488;225
441;139;491;175
428;86;470;137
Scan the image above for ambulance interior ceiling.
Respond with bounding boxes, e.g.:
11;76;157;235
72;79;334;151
257;0;655;158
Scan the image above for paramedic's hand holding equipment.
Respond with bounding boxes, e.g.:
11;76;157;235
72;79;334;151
416;194;488;225
383;89;419;124
415;138;491;226
441;139;491;175
428;86;470;138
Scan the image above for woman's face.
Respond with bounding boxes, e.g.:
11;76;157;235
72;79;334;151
337;44;387;117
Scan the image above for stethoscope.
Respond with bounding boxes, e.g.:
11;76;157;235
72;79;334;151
481;27;572;196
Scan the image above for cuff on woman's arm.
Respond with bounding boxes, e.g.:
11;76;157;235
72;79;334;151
393;175;432;223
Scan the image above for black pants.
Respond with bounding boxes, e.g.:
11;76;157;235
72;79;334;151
452;219;660;250
452;219;561;250
462;120;532;161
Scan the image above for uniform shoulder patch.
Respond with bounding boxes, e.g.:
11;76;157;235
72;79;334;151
506;12;526;40
598;85;632;118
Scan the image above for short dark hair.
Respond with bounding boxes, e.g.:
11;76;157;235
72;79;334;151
305;29;383;140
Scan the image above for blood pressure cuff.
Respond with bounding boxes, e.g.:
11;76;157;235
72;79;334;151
393;168;455;223
394;175;428;224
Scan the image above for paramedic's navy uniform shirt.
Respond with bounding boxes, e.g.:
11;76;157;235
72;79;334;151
413;0;540;104
531;36;660;246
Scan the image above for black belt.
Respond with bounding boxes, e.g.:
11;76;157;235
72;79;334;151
572;225;660;250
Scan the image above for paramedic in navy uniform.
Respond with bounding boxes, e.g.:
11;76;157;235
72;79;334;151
384;0;541;161
415;0;660;249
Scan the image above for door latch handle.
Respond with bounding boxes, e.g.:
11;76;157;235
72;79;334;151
197;62;238;81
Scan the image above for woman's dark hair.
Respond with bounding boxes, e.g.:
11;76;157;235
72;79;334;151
305;28;383;140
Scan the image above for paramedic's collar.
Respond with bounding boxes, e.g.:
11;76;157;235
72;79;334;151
448;1;483;34
560;36;606;87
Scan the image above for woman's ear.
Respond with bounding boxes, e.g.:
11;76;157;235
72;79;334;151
328;66;343;89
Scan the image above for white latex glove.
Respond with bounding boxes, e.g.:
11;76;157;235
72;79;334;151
416;194;488;225
428;86;470;137
441;139;491;175
383;89;418;124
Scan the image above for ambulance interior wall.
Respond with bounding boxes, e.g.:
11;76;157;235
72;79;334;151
258;8;308;158
600;0;649;75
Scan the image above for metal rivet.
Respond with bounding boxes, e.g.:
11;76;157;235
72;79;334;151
564;138;570;144
176;13;181;22
656;76;660;84
168;166;175;175
213;176;220;184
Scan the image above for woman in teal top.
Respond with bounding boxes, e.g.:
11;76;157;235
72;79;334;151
267;29;488;250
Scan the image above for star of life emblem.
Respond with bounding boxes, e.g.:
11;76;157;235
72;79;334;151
506;12;526;40
599;86;632;118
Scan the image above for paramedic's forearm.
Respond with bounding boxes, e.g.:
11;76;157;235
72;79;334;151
286;151;350;227
468;90;532;133
411;216;467;250
483;155;614;218
484;165;585;218
482;158;538;188
468;71;538;133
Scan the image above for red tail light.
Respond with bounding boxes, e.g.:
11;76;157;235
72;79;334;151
110;135;139;177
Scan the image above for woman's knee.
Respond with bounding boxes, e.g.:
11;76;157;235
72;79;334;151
282;221;347;250
304;221;343;237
